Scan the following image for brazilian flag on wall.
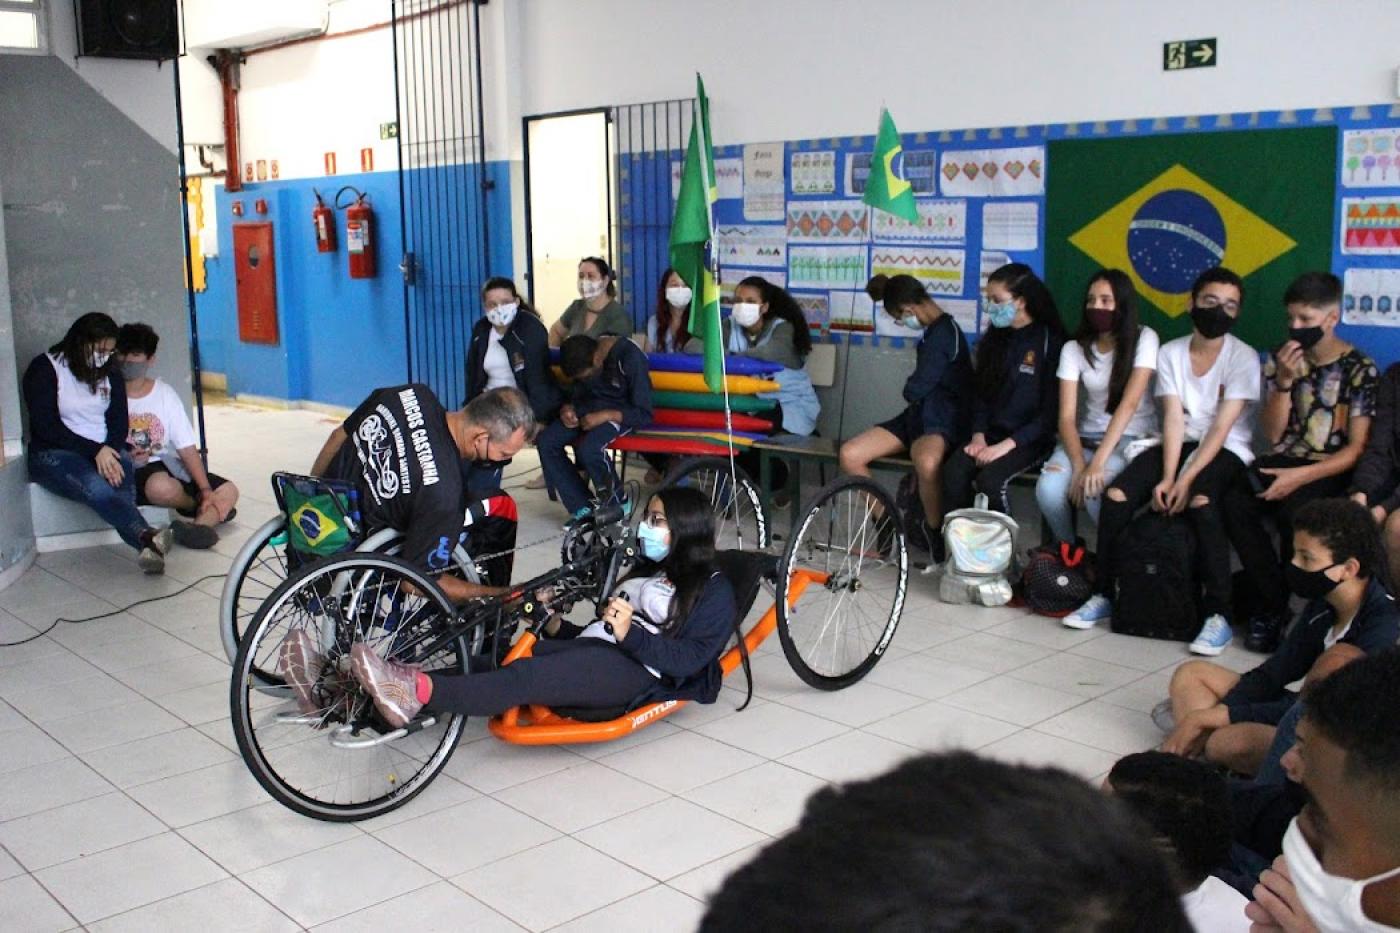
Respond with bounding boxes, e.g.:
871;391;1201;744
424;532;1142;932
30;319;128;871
1046;127;1336;349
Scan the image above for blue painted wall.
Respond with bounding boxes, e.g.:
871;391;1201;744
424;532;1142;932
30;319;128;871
196;161;512;409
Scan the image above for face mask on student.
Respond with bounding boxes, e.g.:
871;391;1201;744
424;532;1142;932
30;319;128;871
985;300;1017;329
1190;304;1235;339
89;349;112;369
637;522;671;561
1282;817;1400;933
901;314;923;331
119;360;150;381
578;278;607;299
1285;560;1343;600
485;302;518;328
731;302;762;328
1289;325;1326;350
1085;307;1118;333
665;286;692;308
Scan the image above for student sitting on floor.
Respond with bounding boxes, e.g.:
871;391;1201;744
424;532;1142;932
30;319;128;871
1064;267;1259;653
115;323;239;550
1162;499;1398;773
941;262;1066;517
1105;751;1249;933
537;334;652;518
1351;362;1400;588
1035;268;1159;546
838;273;973;557
1224;272;1378;654
22;313;172;573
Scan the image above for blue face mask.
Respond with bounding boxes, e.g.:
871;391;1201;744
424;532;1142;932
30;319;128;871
985;300;1017;329
901;314;923;331
637;522;670;561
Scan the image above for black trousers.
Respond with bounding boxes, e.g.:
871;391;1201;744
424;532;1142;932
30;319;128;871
1095;443;1246;620
424;639;656;717
1222;453;1352;617
941;435;1050;515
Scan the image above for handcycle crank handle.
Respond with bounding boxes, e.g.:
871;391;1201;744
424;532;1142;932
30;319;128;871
601;591;629;636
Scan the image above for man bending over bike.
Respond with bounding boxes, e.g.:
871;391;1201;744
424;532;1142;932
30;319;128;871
309;384;533;600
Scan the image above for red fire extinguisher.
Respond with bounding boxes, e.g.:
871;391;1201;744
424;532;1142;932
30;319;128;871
335;186;376;279
312;190;336;253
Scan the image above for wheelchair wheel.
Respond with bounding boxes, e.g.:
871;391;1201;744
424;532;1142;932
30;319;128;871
220;522;484;685
777;475;907;690
220;517;291;680
663;457;769;551
231;553;469;822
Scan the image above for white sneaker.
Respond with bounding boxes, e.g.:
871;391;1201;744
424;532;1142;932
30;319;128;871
1062;594;1112;630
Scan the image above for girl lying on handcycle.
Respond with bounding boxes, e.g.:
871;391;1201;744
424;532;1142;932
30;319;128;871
283;486;737;726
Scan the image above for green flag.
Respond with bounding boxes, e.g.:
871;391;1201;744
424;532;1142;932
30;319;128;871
863;108;920;224
1046;126;1335;347
669;75;724;392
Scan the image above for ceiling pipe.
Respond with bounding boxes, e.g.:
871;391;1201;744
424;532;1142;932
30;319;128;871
212;50;243;193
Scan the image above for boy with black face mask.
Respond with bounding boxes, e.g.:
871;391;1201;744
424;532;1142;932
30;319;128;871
1162;499;1398;774
1223;273;1379;654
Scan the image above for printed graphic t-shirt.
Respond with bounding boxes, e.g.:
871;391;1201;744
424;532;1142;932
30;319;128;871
1264;347;1378;461
126;379;198;480
332;384;464;571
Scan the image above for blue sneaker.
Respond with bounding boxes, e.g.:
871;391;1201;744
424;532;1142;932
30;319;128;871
1189;614;1233;656
1062;594;1112;630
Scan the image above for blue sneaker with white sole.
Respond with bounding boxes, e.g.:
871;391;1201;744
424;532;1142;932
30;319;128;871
1062;594;1112;630
1189;614;1233;656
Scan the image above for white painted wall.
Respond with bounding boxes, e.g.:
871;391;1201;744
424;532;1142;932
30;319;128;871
518;0;1400;143
45;0;178;151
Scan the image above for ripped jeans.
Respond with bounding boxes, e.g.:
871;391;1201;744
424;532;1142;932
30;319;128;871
1033;435;1141;544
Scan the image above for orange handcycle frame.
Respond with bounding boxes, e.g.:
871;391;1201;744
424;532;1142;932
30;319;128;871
488;568;826;744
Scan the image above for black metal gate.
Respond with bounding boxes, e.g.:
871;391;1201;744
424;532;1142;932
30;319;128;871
610;99;693;328
391;0;492;409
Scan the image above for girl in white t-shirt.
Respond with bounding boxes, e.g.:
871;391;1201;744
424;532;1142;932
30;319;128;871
1065;269;1260;655
1036;270;1160;544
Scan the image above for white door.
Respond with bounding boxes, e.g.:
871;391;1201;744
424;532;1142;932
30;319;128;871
526;111;612;329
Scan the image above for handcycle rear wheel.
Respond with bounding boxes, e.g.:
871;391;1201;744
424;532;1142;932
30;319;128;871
777;475;907;690
220;521;482;689
662;456;769;551
231;553;469;822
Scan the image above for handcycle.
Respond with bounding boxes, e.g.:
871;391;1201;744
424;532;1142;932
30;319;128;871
229;474;909;822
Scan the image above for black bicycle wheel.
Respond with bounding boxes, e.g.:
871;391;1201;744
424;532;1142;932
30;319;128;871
777;475;907;689
231;553;468;822
662;456;769;551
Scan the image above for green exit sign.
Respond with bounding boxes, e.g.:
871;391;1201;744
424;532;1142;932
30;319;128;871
1164;38;1216;71
380;121;399;140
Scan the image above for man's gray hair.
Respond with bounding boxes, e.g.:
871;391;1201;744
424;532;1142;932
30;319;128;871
464;387;538;443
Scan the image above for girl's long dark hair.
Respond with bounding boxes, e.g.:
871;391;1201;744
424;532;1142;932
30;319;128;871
481;276;539;318
871;273;932;318
1072;268;1142;414
627;486;716;635
975;263;1065;401
739;275;812;358
49;312;118;390
653;266;692;350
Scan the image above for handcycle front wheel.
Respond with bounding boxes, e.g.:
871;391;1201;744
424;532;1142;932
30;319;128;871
220;519;483;689
231;553;470;822
662;456;770;552
776;475;908;690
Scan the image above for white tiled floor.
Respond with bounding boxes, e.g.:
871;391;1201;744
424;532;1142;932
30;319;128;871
0;399;1227;930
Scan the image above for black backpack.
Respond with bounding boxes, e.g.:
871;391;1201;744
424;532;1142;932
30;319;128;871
1110;512;1199;641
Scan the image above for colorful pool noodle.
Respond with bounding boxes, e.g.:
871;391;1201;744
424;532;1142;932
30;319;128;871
610;435;741;458
650;390;776;414
645;352;782;377
650;371;776;395
652;408;774;433
633;427;765;446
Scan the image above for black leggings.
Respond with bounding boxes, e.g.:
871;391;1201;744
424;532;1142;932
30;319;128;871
1095;442;1245;619
425;639;655;717
942;436;1050;514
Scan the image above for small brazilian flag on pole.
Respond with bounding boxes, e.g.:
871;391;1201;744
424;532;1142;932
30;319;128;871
863;108;920;224
670;75;725;393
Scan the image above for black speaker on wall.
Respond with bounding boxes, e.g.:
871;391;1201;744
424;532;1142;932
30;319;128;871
76;0;179;61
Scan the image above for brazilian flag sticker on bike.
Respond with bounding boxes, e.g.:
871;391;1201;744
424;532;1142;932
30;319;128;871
1046;126;1335;347
286;492;352;556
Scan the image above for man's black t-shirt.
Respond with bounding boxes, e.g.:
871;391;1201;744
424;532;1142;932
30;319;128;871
330;384;463;571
